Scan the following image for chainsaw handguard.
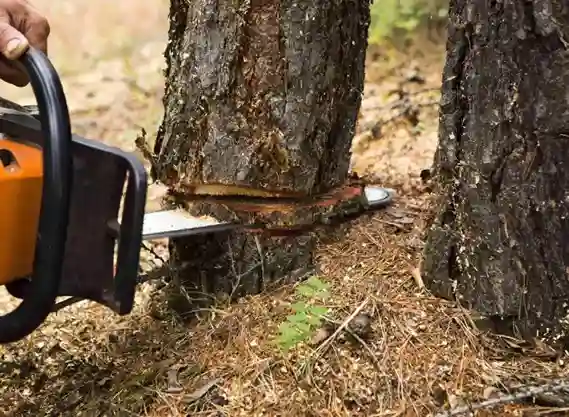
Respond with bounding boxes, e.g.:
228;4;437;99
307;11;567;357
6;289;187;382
0;48;72;343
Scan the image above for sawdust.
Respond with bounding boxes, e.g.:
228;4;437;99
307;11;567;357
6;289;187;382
1;3;568;416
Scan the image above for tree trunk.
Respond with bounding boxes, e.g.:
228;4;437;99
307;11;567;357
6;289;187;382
422;0;569;346
151;0;370;312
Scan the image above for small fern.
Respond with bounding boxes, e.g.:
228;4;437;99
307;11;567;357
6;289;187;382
276;276;331;352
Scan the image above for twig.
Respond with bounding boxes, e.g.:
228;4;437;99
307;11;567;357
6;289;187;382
313;297;370;358
530;407;569;415
433;379;569;417
141;241;168;264
296;298;371;379
134;129;159;175
137;263;187;284
411;265;425;289
344;327;382;374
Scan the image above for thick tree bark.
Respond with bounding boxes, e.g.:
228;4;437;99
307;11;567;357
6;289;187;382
151;0;370;312
423;0;569;346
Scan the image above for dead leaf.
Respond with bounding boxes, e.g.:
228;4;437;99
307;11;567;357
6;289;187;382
183;378;222;404
411;266;425;289
483;386;499;399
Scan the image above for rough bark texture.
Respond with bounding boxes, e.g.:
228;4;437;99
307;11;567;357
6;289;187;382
152;0;370;312
422;0;569;346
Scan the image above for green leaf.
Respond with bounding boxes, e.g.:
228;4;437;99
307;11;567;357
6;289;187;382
295;321;313;334
295;277;331;299
277;324;303;345
307;305;329;317
276;333;298;351
287;312;308;323
305;276;330;292
275;277;335;351
278;322;296;334
296;285;318;298
305;315;324;326
291;301;307;313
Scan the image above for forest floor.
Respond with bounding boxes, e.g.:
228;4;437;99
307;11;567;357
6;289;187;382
2;2;569;417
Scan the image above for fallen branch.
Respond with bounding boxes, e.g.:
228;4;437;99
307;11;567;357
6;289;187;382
434;379;569;417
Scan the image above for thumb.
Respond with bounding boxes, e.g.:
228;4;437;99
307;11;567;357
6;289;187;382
0;13;29;60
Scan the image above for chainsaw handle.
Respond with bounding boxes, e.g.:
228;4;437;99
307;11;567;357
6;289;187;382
0;47;72;343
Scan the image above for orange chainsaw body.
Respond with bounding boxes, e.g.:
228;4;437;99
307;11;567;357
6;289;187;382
0;47;149;344
0;137;43;285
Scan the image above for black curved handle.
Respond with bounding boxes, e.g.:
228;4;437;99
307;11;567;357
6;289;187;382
0;47;72;343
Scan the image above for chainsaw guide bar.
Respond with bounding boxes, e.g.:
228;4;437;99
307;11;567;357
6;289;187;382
141;186;394;240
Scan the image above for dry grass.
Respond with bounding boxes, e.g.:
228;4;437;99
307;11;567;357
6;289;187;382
2;194;568;416
1;2;569;416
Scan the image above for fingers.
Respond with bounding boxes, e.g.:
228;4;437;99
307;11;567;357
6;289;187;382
0;9;29;60
0;57;27;86
0;8;28;86
0;1;50;87
21;7;49;54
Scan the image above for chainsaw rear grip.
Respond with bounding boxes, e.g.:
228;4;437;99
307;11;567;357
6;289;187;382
0;48;72;343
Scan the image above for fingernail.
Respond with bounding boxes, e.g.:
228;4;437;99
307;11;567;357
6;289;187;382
4;38;28;59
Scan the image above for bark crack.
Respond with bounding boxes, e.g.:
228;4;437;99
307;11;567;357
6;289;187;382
444;22;472;284
151;0;190;182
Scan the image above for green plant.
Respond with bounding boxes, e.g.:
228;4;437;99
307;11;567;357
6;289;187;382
275;276;331;352
368;0;448;44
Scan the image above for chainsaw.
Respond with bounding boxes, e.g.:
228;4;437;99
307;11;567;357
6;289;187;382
0;47;394;344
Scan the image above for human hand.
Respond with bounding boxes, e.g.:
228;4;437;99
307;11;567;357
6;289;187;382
0;0;49;86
